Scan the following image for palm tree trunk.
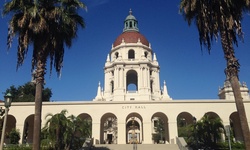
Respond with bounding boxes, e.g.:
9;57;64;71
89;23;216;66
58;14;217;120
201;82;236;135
33;81;43;150
220;28;250;150
230;76;250;149
33;59;46;150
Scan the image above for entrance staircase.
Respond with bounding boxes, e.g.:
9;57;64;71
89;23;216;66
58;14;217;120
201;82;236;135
91;144;180;150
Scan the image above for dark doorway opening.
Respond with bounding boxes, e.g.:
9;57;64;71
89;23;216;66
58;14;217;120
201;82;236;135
107;134;112;144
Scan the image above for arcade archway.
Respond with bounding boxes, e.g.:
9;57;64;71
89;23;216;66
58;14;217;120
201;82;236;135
100;113;117;144
126;113;143;144
230;112;243;142
177;112;193;138
151;112;169;144
23;114;34;144
0;115;16;144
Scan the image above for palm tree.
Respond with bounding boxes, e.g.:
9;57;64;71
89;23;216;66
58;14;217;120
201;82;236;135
42;110;91;150
179;0;250;149
188;115;224;149
65;115;91;150
3;0;86;149
43;110;68;150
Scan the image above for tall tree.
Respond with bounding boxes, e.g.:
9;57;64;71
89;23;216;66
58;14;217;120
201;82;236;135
5;82;52;102
43;110;68;150
3;0;86;149
179;0;250;149
64;115;91;150
42;110;91;150
152;118;165;144
187;115;224;149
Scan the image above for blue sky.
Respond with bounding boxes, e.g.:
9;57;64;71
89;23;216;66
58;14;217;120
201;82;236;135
0;0;250;101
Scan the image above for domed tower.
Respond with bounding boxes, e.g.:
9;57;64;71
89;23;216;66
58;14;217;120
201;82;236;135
94;10;171;101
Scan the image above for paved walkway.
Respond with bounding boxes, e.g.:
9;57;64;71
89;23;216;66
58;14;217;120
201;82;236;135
91;144;180;150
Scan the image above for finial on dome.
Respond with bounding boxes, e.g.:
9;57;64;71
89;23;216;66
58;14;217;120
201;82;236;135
129;9;132;15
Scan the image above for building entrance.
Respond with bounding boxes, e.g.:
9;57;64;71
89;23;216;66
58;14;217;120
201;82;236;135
126;117;141;144
107;134;112;144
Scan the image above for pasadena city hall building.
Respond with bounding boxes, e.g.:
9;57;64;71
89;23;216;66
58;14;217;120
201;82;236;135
1;10;250;146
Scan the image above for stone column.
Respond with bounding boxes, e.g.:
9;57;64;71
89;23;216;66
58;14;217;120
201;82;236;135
223;122;231;142
117;120;126;144
92;119;101;144
143;68;146;87
115;67;119;89
142;119;152;144
16;119;24;144
146;68;149;87
168;120;178;144
138;67;142;88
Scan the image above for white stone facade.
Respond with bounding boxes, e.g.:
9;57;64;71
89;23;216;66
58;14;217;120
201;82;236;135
6;100;250;145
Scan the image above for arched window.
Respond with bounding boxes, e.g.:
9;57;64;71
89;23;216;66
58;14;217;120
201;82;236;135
126;70;138;91
111;81;114;94
115;52;119;59
150;80;153;93
128;49;135;59
144;51;148;58
129;21;132;28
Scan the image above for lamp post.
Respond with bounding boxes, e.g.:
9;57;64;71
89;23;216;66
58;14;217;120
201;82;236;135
0;93;13;150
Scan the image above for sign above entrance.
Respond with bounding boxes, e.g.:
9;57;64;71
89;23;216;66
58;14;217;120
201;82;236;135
122;105;146;109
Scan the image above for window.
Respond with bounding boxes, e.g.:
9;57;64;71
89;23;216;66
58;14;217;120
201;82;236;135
150;80;153;93
115;52;119;59
128;50;135;59
154;120;158;127
126;70;138;92
111;81;114;93
144;51;148;58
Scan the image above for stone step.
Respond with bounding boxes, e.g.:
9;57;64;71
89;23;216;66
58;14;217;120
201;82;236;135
91;144;180;150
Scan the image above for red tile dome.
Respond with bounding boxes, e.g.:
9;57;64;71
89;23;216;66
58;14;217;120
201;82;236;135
113;31;149;47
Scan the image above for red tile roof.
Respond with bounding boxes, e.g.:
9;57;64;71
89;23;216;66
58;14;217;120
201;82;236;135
113;31;149;47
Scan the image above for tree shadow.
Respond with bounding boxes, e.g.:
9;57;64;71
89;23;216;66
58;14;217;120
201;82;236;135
82;146;110;150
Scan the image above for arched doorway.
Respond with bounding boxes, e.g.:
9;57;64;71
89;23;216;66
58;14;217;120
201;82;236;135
126;113;143;144
177;112;193;138
100;113;117;144
230;112;243;142
78;113;92;138
0;115;16;144
151;112;169;144
23;114;34;144
204;112;220;119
